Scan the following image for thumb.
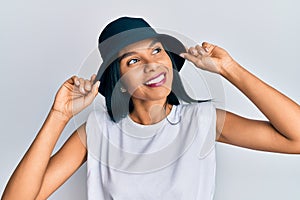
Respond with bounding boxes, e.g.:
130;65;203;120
84;81;100;105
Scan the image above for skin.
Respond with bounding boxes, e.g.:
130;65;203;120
118;39;173;124
2;38;300;200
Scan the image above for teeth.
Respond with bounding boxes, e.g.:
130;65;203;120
145;74;165;85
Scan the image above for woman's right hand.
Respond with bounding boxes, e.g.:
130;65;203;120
52;74;100;121
2;75;98;200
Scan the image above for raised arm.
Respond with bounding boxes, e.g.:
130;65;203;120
2;75;99;200
181;43;300;154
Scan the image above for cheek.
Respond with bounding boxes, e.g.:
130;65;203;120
121;72;143;93
124;80;139;92
165;59;174;84
168;70;173;86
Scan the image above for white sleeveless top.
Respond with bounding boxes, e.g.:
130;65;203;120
86;102;216;200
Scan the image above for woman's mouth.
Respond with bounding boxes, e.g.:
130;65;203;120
144;72;166;87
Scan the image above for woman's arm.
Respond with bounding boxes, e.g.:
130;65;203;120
181;43;300;153
2;75;99;199
216;61;300;153
2;110;70;200
35;124;87;200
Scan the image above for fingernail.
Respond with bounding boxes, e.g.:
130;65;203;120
179;53;185;58
192;49;197;55
205;48;209;52
96;81;100;87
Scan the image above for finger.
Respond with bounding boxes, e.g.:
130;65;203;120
195;45;206;56
78;78;86;94
84;79;92;91
202;42;216;53
90;74;96;83
92;81;100;96
180;53;204;67
65;76;81;94
72;76;80;86
84;81;100;106
188;47;199;56
87;74;97;91
66;76;77;86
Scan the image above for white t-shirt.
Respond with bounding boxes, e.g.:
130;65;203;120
86;102;217;200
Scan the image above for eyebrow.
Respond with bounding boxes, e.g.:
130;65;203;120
118;39;160;63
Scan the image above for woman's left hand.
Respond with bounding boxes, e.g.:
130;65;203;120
180;42;235;74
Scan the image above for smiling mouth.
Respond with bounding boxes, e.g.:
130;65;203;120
144;73;166;87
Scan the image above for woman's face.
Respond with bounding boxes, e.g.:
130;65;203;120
118;38;173;102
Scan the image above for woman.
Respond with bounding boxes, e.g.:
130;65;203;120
2;17;300;200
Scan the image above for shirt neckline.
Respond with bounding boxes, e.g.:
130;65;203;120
118;105;177;139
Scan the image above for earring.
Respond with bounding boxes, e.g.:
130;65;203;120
120;87;127;93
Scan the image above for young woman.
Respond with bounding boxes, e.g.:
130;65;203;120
2;17;300;200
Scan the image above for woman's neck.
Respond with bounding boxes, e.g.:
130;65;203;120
130;99;172;125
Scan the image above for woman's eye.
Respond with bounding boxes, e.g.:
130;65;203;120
152;47;162;55
127;58;139;65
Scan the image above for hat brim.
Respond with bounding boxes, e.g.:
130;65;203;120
157;34;186;71
95;28;186;83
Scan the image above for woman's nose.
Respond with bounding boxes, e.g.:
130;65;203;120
143;62;159;73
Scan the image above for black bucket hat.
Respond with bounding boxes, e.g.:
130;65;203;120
96;17;186;95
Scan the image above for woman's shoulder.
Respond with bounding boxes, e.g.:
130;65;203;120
87;108;109;121
85;108;112;132
176;101;216;123
179;101;215;112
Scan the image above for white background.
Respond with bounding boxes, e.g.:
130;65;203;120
1;0;299;199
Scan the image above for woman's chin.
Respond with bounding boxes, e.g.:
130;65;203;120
131;89;171;102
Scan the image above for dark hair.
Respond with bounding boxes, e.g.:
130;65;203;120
99;41;208;122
